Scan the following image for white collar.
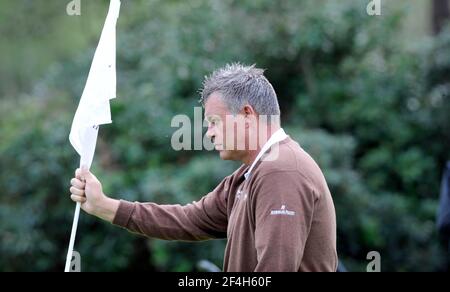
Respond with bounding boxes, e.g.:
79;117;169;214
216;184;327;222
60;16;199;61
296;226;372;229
244;128;288;180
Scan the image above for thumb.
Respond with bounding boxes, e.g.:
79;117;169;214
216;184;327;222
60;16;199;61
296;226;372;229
80;165;93;181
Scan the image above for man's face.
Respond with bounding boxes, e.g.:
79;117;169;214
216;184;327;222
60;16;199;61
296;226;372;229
204;93;248;161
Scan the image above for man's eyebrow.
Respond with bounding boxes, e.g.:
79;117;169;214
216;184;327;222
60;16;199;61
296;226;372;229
204;115;218;122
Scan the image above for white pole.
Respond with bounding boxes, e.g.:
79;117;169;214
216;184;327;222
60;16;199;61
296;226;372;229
65;0;121;272
64;202;81;272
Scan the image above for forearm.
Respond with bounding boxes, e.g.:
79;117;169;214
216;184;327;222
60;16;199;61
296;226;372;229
93;197;120;223
111;198;227;241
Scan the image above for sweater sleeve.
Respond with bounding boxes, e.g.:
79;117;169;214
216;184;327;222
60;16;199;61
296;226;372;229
251;171;316;272
112;175;231;241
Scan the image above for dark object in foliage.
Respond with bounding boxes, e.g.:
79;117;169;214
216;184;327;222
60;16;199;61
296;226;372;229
437;162;450;240
437;161;450;271
337;260;347;272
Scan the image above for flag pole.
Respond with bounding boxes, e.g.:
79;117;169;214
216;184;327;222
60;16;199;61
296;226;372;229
65;0;121;272
65;202;81;272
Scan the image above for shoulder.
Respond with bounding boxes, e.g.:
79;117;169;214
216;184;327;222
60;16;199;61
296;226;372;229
251;138;328;197
256;138;320;180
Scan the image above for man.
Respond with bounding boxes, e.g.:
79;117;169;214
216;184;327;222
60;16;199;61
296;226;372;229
69;63;337;272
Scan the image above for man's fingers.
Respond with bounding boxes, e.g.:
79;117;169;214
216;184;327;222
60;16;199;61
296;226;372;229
71;178;85;189
70;194;87;204
70;186;85;196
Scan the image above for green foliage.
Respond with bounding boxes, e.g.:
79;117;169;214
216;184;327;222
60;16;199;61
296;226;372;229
0;0;109;98
0;0;449;271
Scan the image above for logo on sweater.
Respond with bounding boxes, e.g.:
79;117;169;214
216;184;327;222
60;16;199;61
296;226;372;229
236;190;247;200
270;205;295;216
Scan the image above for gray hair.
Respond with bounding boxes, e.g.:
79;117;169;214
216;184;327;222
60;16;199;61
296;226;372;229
200;63;281;117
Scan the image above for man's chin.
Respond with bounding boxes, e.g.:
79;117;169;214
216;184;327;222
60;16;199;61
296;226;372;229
218;150;233;161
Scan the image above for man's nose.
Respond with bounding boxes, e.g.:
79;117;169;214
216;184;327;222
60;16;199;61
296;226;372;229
206;128;215;142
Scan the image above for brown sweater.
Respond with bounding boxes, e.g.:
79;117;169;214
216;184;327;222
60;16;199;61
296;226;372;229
113;137;338;272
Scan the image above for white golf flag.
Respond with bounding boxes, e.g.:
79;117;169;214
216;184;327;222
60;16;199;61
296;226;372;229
69;0;121;169
66;0;121;272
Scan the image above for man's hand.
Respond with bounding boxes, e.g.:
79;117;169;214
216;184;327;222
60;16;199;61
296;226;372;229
69;166;119;223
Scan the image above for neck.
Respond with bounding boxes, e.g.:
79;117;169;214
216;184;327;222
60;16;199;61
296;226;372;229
241;123;281;165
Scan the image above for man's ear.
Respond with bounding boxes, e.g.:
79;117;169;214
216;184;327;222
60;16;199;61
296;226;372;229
242;104;256;118
242;105;257;129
